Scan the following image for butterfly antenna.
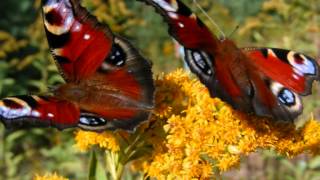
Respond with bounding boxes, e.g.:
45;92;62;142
193;0;226;40
228;25;240;38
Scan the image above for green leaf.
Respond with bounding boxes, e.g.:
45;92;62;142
88;150;107;180
280;158;297;173
309;156;320;169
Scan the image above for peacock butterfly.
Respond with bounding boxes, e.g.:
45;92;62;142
0;0;155;131
138;0;320;121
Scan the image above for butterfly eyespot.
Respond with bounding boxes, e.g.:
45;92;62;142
98;42;128;73
185;49;214;76
106;43;126;67
2;99;23;109
16;96;38;108
287;51;317;75
294;53;304;64
43;1;74;35
79;115;107;127
270;82;297;107
45;10;63;26
0;97;36;120
278;88;296;106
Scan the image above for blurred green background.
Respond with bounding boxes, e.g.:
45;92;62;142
0;0;319;179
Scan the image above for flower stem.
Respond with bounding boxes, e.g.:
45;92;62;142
106;151;117;180
106;131;146;180
115;161;124;180
106;150;126;180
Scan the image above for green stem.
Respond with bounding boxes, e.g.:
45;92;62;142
106;132;146;180
115;161;124;180
106;150;125;180
106;151;117;180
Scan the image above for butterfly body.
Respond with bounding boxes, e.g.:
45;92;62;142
0;0;155;131
54;73;151;119
140;0;320;121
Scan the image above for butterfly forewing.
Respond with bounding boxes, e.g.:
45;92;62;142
42;0;114;82
0;95;80;130
138;0;218;51
243;48;320;95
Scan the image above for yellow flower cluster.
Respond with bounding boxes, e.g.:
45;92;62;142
33;173;68;180
74;69;320;179
74;130;120;152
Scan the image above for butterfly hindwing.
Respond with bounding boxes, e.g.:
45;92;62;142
268;80;303;121
249;75;303;122
72;36;155;131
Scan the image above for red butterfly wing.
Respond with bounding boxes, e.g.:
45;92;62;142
0;0;154;131
139;0;250;103
139;0;222;94
140;0;320;121
44;0;154;131
42;0;113;82
0;95;80;130
43;0;154;131
240;48;319;121
139;0;218;51
70;36;154;131
243;48;320;95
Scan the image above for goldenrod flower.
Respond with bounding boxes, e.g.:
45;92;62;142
74;130;119;152
74;69;320;179
33;173;68;180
